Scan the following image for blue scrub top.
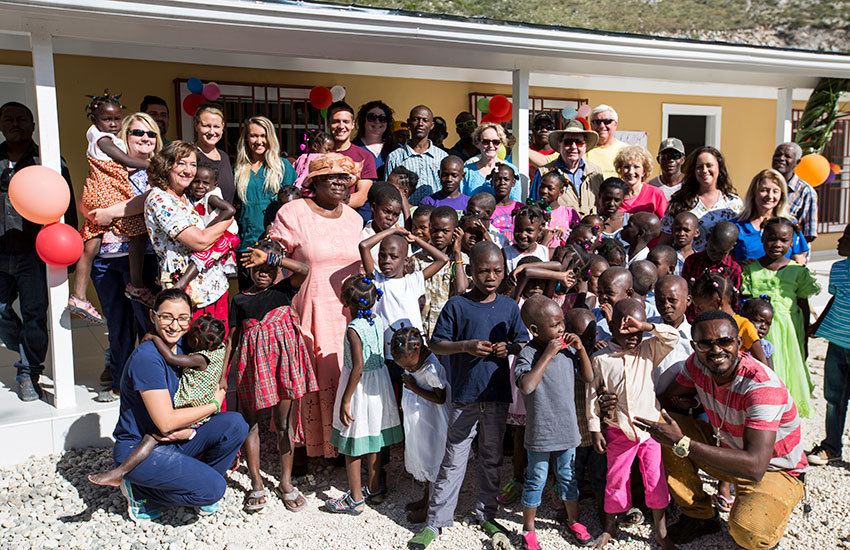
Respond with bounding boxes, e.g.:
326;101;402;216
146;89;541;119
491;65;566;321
733;220;809;263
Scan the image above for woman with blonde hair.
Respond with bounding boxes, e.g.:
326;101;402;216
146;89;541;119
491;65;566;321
461;122;521;201
733;168;809;264
232;116;296;290
614;144;667;219
193;103;235;203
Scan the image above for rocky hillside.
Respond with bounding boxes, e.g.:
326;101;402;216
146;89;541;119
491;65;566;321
316;0;850;53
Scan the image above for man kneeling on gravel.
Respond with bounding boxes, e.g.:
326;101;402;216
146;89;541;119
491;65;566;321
603;310;807;549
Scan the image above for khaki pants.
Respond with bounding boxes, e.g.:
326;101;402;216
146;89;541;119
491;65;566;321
662;413;804;550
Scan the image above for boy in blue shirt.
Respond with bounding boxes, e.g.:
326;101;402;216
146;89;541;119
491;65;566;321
808;223;850;465
410;241;529;549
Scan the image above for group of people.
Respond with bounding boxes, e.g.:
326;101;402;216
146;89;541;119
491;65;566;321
0;94;847;550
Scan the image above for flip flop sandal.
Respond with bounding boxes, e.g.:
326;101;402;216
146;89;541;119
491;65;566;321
67;297;105;324
712;493;735;513
619;507;644;526
228;451;242;475
276;486;307;512
244;489;268;512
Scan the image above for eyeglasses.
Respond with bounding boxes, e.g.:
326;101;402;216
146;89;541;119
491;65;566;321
153;312;192;327
456;120;476;129
129;129;157;138
534;124;555;131
480;139;501;146
561;138;586;147
591;118;615;126
660;151;685;160
365;113;388;123
693;337;737;351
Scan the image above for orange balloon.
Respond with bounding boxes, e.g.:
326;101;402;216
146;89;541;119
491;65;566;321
794;153;831;187
8;165;70;224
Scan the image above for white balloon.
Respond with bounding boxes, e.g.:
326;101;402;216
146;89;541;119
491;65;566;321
330;85;346;102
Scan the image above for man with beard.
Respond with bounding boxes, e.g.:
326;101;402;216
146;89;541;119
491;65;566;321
629;310;807;550
387;105;448;206
772;141;818;242
647;138;686;202
327;101;377;212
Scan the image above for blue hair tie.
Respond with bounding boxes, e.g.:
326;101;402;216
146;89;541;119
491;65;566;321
375;287;383;297
359;298;368;305
363;276;373;284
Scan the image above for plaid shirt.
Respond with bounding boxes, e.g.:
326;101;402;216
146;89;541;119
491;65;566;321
386;140;448;206
786;174;818;239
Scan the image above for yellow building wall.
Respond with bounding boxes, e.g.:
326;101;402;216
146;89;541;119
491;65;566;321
0;50;835;251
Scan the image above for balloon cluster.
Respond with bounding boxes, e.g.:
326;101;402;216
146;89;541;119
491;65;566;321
309;85;346;118
183;78;221;115
478;95;513;124
9;166;81;267
795;153;840;187
560;104;591;128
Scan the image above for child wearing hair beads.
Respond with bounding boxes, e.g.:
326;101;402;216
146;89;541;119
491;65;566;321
326;274;403;515
69;90;153;322
391;326;449;523
568;223;599;254
691;272;769;365
228;238;318;512
538;172;580;248
293;131;333;189
489;164;523;242
504;202;551;276
741;217;819;418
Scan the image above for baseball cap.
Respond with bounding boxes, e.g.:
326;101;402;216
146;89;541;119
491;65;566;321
658;137;685;155
392;121;409;132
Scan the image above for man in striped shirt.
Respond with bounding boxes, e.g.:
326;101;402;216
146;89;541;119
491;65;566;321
632;310;806;550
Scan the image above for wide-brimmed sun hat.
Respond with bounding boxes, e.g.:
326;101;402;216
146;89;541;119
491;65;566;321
304;153;362;188
547;119;599;152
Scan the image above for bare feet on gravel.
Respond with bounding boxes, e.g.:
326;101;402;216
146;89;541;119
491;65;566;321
88;471;123;487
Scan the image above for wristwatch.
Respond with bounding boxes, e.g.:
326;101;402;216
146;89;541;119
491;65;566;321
673;435;691;458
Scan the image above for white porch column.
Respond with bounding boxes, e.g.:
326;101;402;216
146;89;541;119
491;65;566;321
511;68;530;201
775;88;793;145
30;30;76;409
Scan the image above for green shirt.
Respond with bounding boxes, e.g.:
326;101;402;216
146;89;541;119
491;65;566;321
237;159;295;252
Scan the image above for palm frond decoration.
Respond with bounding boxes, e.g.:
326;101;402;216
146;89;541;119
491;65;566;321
795;77;850;155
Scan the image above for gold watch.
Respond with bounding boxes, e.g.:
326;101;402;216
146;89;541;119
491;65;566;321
673;435;691;458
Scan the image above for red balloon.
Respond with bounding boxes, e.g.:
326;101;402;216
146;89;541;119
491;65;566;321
309;87;333;110
488;95;511;119
481;113;501;124
36;223;83;267
500;103;513;122
574;117;590;130
182;93;204;116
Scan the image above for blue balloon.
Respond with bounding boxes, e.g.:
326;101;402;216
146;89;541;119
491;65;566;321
561;107;577;119
187;78;204;94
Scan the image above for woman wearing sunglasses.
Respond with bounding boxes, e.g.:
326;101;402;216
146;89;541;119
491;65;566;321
353;100;395;181
460;122;521;201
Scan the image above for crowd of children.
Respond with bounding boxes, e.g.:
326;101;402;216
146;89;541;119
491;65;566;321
73;99;850;550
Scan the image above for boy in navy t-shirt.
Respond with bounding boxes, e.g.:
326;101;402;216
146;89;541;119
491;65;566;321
410;241;529;549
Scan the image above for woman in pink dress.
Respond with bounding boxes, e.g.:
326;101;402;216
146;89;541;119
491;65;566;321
267;153;364;457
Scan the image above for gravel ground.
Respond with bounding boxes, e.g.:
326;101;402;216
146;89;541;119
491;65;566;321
2;337;850;550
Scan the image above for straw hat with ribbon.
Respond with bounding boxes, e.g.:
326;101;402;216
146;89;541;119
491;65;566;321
303;152;362;188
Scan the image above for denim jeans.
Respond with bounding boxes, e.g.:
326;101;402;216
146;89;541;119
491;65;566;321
823;342;850;455
0;251;48;382
522;447;578;508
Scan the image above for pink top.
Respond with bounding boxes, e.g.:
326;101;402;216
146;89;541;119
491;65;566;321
293;153;323;189
619;183;668;220
546;205;581;247
491;200;522;243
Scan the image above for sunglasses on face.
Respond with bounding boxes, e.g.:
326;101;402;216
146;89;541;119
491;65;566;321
534;124;555;131
129;129;157;138
562;138;585;147
660;151;685;160
365;113;388;123
693;337;736;351
591;118;615;126
480;139;501;146
457;120;476;129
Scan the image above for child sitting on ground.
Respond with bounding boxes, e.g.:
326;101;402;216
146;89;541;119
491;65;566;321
412;206;468;338
409;241;530;550
466;191;509;247
421;156;469;214
70;91;153;322
515;295;594;549
391;327;449;523
588;299;678;550
293;130;333;188
537;172;580;248
326;275;403;515
670;211;699;272
620;211;661;265
88;315;227;486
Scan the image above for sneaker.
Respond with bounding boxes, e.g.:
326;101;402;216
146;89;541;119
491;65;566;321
496;478;523;505
120;480;162;521
807;445;841;466
197;500;220;516
668;513;721;545
408;526;438;550
17;379;39;402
